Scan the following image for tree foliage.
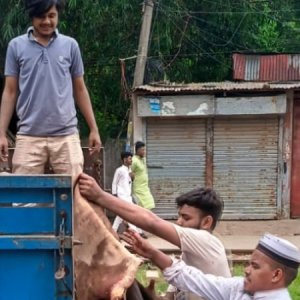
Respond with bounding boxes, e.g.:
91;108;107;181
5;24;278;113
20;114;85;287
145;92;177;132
1;0;300;141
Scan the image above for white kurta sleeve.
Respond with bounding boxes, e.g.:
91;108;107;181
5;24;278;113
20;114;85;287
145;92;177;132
111;169;120;195
163;260;244;300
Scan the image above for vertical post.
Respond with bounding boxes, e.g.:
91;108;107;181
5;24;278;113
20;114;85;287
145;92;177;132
282;91;294;218
128;0;154;148
133;0;154;88
206;118;213;188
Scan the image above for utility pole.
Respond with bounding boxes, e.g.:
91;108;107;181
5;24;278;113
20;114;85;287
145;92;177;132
126;0;154;151
133;0;154;88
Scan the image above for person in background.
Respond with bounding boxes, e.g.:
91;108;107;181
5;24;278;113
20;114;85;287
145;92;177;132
78;172;231;300
125;231;300;300
111;151;141;234
0;0;101;177
131;141;155;211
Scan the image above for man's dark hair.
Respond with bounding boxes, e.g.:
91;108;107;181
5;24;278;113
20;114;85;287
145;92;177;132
270;260;299;286
135;141;145;152
176;188;223;230
121;151;133;161
24;0;64;18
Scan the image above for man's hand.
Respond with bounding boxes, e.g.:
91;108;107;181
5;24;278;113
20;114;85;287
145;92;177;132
88;130;102;155
78;173;103;202
0;135;8;162
122;229;155;259
123;229;173;270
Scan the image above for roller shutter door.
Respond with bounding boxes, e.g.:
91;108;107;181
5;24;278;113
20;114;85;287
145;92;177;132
213;117;279;219
146;118;206;218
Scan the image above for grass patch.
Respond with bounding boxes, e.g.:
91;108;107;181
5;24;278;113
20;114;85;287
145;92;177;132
136;262;169;295
288;269;300;299
232;263;244;276
136;262;300;298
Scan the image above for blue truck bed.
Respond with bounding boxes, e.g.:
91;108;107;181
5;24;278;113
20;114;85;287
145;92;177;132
0;175;74;300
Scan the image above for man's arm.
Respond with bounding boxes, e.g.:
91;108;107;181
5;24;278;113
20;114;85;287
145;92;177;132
131;156;138;173
0;76;18;161
73;76;102;154
124;230;234;300
78;173;181;247
163;260;232;300
130;157;138;182
123;230;173;270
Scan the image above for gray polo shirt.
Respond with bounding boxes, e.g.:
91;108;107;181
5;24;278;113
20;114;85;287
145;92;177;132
5;27;84;136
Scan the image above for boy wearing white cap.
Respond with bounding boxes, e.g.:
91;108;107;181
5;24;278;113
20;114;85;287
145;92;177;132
125;232;300;300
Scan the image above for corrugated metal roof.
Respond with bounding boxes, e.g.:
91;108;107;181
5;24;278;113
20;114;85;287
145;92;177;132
233;53;300;81
134;81;300;94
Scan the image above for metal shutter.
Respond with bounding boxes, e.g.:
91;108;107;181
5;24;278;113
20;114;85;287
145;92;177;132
213;117;279;219
146;118;206;218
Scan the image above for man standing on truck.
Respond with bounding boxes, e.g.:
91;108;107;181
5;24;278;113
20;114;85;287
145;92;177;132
0;0;101;176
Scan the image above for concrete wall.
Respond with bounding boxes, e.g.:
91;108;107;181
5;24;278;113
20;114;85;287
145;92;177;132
137;94;287;117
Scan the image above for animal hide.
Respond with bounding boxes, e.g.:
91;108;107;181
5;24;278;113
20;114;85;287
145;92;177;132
126;279;172;300
73;185;142;300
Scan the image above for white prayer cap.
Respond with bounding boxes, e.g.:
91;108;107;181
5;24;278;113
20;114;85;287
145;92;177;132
257;233;300;269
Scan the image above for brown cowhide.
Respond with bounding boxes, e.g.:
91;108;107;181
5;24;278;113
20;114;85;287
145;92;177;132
73;185;141;300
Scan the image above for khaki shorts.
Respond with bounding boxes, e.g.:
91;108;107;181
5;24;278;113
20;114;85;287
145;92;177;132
12;133;83;178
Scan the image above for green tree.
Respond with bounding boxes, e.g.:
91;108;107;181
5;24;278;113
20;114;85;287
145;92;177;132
1;0;300;141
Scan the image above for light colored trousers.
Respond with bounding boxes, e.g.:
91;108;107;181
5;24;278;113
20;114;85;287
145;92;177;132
12;134;83;177
12;134;83;206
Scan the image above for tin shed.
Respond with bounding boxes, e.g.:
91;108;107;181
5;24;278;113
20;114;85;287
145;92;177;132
132;81;300;220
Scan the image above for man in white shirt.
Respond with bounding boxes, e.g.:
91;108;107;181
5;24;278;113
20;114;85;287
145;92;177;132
111;151;140;233
125;232;300;300
79;173;231;300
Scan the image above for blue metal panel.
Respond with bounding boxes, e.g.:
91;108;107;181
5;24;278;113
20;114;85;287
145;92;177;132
0;250;73;300
0;188;71;204
0;207;55;234
0;237;72;250
0;175;74;300
0;175;72;188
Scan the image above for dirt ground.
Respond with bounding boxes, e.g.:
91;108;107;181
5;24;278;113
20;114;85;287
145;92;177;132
215;219;300;236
